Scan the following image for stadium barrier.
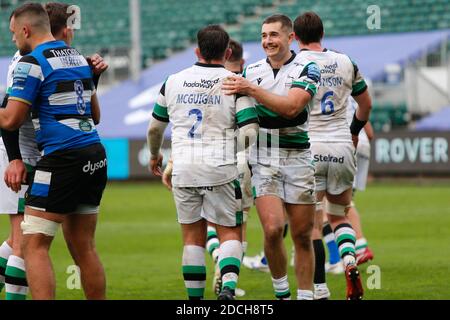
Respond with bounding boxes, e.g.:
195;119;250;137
103;132;450;180
370;131;450;176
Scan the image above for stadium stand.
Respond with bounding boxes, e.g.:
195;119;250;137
1;0;450;62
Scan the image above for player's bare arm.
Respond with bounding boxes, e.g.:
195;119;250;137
351;90;372;147
147;118;168;176
91;93;101;125
223;75;312;119
0;100;29;131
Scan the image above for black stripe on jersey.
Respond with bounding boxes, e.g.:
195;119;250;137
152;112;170;123
258;137;310;150
5;275;28;287
0;266;5;276
54;115;92;121
54;79;94;94
160;82;166;96
237;117;259;128
259;109;308;129
18;55;40;66
183;273;207;281
291;84;315;98
43;47;81;59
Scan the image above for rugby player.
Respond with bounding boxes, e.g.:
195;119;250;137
0;3;107;299
294;12;372;300
223;14;321;300
148;25;258;300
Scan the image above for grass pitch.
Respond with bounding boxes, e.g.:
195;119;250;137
1;181;449;300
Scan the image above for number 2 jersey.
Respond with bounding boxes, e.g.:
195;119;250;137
9;41;99;156
299;49;368;143
152;62;258;187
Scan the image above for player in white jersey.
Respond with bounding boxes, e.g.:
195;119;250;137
148;25;258;300
0;3;108;300
223;14;321;300
294;12;372;300
161;39;248;298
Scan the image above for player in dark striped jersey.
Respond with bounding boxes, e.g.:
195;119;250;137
0;3;107;300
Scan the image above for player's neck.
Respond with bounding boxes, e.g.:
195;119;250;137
268;50;293;69
299;42;323;52
198;58;225;66
31;34;57;51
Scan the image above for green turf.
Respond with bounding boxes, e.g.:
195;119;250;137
1;181;449;300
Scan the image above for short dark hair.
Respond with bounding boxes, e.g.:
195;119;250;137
294;12;324;44
228;39;243;62
197;25;230;61
262;14;293;32
45;2;71;35
13;2;51;30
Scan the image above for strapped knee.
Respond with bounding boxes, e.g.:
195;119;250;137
21;214;60;237
326;202;349;217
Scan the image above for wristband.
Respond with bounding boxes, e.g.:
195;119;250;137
350;113;367;136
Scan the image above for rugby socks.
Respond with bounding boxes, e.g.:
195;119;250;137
206;226;220;263
5;255;28;300
334;223;357;267
323;223;341;265
297;289;314;300
356;238;369;256
272;275;291;300
313;239;326;285
218;240;242;295
0;241;13;292
182;245;206;300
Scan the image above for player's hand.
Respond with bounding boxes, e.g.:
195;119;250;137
162;160;173;191
87;54;109;75
222;75;253;95
352;134;359;149
4;159;27;193
149;153;163;177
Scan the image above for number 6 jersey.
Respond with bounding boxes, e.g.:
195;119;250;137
152;62;258;187
300;49;368;143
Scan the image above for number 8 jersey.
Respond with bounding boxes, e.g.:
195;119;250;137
152;62;258;187
9;40;99;156
301;49;368;143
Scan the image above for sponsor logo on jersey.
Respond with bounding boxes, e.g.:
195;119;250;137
306;63;321;82
321;62;339;74
314;154;345;163
79;120;93;132
176;93;222;105
83;159;107;175
49;48;80;57
247;63;262;70
183;78;219;89
257;78;263;85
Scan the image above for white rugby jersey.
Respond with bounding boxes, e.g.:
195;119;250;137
299;49;368;143
243;51;320;152
152;62;258;187
1;51;40;159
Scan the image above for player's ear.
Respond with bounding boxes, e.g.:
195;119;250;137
195;47;202;60
224;48;232;61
